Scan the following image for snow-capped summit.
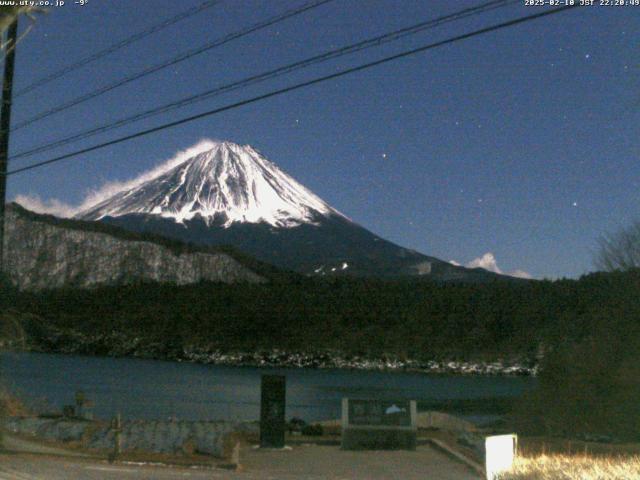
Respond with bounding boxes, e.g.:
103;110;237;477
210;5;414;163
78;141;341;228
74;140;511;280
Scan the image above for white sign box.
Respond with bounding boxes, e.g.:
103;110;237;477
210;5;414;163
485;434;517;480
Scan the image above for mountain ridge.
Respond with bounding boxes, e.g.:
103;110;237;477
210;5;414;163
72;140;515;280
3;203;280;289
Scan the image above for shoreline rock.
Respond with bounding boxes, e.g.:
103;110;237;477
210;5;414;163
9;339;538;376
179;349;538;376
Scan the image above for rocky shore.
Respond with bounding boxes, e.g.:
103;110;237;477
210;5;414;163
10;334;536;377
4;319;538;376
180;348;538;376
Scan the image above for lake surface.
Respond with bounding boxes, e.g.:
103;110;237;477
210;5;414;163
0;352;535;423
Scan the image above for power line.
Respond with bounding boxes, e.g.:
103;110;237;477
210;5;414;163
11;0;517;162
11;0;335;131
14;0;222;98
5;5;579;177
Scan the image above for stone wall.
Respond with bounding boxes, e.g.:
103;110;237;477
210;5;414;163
5;416;258;457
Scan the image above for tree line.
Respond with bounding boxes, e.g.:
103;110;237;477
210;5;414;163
2;217;640;441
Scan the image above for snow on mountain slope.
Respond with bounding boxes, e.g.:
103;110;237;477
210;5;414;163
73;140;516;280
78;141;343;228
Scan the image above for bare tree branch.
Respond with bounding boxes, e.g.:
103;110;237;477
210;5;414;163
595;221;640;271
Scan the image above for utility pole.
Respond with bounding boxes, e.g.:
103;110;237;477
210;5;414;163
0;16;18;273
0;17;16;450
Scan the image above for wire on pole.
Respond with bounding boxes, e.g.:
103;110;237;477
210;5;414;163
11;0;336;131
10;0;518;163
5;5;579;177
13;0;223;98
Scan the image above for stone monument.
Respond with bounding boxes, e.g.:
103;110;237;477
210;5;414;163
341;398;417;450
260;375;286;448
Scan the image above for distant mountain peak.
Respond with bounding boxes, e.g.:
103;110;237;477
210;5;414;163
77;141;343;228
73;140;516;280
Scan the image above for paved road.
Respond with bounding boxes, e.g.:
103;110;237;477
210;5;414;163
0;455;225;480
0;445;479;480
2;434;89;457
241;444;480;480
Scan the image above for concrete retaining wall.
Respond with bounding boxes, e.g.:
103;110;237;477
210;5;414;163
417;411;477;432
4;417;258;457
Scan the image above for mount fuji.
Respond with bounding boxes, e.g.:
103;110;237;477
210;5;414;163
77;141;497;280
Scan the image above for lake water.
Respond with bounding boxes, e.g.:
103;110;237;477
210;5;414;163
0;352;535;423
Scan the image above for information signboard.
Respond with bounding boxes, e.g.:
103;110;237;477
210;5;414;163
341;398;417;450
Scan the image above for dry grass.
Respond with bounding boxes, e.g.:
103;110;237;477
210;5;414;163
498;453;640;480
519;437;640;457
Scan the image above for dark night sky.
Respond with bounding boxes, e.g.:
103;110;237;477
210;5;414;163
5;0;639;279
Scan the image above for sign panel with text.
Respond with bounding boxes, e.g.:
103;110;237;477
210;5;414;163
341;398;417;450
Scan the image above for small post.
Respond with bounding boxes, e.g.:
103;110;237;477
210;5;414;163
230;441;241;470
109;413;122;462
341;397;349;432
218;437;243;471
